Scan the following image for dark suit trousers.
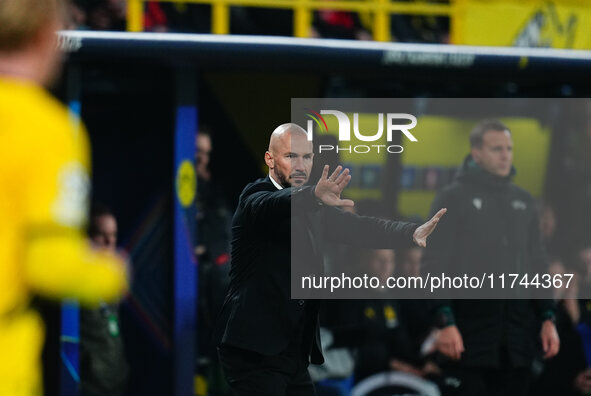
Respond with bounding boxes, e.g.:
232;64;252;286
218;315;316;396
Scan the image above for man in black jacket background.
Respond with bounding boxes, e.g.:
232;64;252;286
423;119;560;396
215;123;446;395
80;205;128;396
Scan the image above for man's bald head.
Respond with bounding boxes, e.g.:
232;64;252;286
265;123;314;188
268;123;309;152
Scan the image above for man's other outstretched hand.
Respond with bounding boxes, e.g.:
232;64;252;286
413;208;447;247
314;165;355;208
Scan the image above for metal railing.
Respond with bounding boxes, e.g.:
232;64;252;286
127;0;454;42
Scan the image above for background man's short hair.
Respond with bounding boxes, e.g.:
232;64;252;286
0;0;66;52
469;119;511;148
87;202;115;237
198;125;212;138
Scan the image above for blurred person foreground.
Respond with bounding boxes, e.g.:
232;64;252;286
0;0;127;394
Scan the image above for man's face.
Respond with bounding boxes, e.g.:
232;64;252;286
367;249;396;283
472;130;513;177
90;214;118;251
539;205;557;239
266;132;314;188
107;0;127;18
580;247;591;278
196;134;212;179
402;247;422;277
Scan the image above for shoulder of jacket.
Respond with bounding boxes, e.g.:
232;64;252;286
508;183;534;200
436;181;466;199
240;178;275;198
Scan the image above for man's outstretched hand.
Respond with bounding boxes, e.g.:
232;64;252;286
314;165;355;207
413;208;447;247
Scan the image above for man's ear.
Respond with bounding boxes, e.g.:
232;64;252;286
264;151;274;169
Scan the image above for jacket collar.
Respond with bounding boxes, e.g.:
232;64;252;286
268;174;284;190
455;154;516;188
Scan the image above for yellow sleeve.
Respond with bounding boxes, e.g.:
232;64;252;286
24;232;127;306
22;107;90;230
20;98;127;305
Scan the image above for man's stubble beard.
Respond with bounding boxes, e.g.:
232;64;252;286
275;170;308;188
274;169;292;189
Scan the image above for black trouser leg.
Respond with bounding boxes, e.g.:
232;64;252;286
218;345;316;396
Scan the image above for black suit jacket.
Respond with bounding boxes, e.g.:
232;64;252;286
215;176;417;364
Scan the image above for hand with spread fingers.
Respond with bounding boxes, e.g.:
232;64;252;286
314;165;355;208
413;208;447;247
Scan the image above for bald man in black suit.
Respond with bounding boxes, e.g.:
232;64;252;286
215;123;446;395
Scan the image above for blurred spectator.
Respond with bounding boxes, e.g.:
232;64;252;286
539;201;560;257
396;246;436;360
80;204;129;396
321;249;437;386
83;0;168;32
194;128;232;395
549;259;580;323
580;246;591;287
88;204;118;250
196;131;212;182
531;258;587;396
539;203;558;242
355;248;439;381
574;369;591;396
144;1;168;32
311;2;372;41
579;245;591;325
71;0;454;42
195;129;232;267
365;248;396;286
68;1;89;30
85;0;126;31
398;245;423;278
576;244;591;379
551;102;591;282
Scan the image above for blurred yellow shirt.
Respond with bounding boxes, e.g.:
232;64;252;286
0;77;126;396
